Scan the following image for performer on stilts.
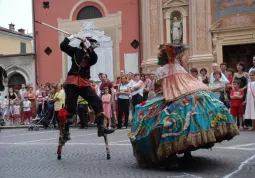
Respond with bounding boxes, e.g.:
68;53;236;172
128;43;239;168
58;34;115;148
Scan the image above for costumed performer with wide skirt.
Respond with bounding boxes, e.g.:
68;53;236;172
128;43;239;167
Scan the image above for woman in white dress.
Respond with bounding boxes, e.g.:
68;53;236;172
244;71;255;131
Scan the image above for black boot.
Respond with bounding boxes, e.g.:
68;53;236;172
59;123;71;145
96;114;115;137
183;152;192;161
63;132;70;141
66;114;74;124
163;154;179;170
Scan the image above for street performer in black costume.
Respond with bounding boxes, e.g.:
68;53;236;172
59;34;115;144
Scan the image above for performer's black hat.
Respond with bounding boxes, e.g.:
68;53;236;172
79;37;100;49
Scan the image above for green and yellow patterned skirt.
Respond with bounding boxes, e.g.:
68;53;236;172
128;91;239;165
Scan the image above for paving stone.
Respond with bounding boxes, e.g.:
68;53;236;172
0;128;254;178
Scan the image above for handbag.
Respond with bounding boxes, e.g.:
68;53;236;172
223;86;230;102
219;85;229;103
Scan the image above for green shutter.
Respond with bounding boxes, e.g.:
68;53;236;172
20;42;26;54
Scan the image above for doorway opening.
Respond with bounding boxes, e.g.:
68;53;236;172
223;43;255;71
8;73;26;89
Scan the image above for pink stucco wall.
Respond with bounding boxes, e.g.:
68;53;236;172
34;0;139;84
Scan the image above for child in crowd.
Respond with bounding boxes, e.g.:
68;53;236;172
23;96;32;124
244;71;255;131
13;101;21;125
9;99;15;126
90;80;97;93
230;80;244;129
102;87;112;129
114;77;120;119
37;91;48;116
1;96;8;120
227;68;234;92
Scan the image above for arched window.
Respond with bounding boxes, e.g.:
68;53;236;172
77;6;102;20
8;73;26;88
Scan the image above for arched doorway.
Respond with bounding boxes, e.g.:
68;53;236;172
210;14;255;68
223;44;255;70
8;73;26;88
77;6;102;20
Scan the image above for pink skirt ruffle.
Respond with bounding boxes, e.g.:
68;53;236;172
163;73;209;102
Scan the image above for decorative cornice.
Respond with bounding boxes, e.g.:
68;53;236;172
211;25;255;33
0;53;35;58
211;13;255;32
162;0;189;9
164;6;188;18
0;30;33;41
189;54;214;63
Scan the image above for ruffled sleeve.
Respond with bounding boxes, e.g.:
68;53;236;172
155;64;169;80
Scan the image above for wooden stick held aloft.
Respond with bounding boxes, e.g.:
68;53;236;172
35;20;71;35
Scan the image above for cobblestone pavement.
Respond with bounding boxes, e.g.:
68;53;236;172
0;128;255;178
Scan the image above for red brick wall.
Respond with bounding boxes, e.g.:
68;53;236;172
34;0;139;84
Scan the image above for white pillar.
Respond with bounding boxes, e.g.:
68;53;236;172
183;15;187;44
166;18;171;43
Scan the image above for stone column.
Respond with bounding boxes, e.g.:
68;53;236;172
189;0;214;69
141;0;163;73
182;15;187;44
166;18;171;43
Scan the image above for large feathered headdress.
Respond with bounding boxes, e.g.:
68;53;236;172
157;43;189;65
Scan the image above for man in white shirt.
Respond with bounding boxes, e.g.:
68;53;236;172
128;72;135;87
220;62;228;78
19;84;27;124
19;84;27;101
120;70;126;77
35;84;42;97
210;62;229;84
23;96;32;124
97;73;103;96
127;72;135;116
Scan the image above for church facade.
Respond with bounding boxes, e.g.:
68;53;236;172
33;0;255;84
141;0;255;74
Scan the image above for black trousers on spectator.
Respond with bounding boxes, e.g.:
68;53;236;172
117;98;129;128
53;111;59;127
143;92;149;101
37;104;42;115
111;103;117;126
132;93;143;114
77;104;89;128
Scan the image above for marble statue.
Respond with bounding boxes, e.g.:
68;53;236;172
171;17;182;43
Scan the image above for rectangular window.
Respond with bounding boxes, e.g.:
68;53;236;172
20;42;26;53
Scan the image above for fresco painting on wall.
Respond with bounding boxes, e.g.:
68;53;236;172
215;0;255;19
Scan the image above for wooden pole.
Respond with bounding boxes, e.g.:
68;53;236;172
35;20;71;35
